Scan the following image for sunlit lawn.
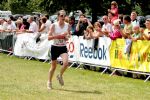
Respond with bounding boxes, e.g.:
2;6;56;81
0;53;150;100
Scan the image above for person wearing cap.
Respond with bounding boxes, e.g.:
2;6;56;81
142;19;150;40
108;1;119;19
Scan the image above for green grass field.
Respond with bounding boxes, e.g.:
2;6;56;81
0;53;150;100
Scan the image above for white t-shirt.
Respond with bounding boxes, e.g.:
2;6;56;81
132;19;139;27
52;22;69;46
45;20;51;32
102;23;113;33
29;21;38;33
12;21;16;29
0;25;3;30
7;23;16;30
2;21;8;30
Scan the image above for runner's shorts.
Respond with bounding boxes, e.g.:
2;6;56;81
51;45;68;60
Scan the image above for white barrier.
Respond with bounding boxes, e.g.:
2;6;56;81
0;32;15;55
14;34;111;65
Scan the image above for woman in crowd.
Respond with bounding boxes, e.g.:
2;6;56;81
38;17;48;40
142;18;150;40
108;12;118;24
16;19;25;32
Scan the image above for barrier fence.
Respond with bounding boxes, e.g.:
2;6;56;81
0;32;150;82
0;32;15;55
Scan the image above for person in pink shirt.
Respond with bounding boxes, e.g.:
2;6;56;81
108;12;118;24
108;1;119;19
106;19;122;40
16;19;25;32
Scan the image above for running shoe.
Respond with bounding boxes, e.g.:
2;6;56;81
47;81;52;90
57;75;64;86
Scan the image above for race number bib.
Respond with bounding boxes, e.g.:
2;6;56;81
54;39;65;45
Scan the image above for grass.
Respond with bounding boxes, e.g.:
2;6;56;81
0;53;150;100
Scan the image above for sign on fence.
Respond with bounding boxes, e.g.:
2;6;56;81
110;39;150;72
79;36;111;66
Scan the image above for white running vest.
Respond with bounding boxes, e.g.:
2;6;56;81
52;22;69;46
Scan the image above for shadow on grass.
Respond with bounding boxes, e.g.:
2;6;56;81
54;88;102;95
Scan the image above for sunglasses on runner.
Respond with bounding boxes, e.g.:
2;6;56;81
59;15;66;17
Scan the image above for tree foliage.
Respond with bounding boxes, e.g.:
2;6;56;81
0;0;149;16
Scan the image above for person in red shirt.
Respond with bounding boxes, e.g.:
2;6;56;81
108;1;119;19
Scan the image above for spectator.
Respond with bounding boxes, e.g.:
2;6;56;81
9;16;17;29
76;14;92;36
119;14;124;29
107;19;122;40
102;15;113;36
142;19;150;40
23;18;30;30
0;19;4;31
92;22;103;50
26;16;38;33
108;1;119;18
35;17;48;43
91;22;103;38
130;11;139;27
6;18;16;32
121;16;133;55
45;14;52;33
16;19;25;32
121;15;133;38
69;16;77;35
83;25;93;40
0;19;7;30
108;12;118;24
65;16;69;23
130;25;142;41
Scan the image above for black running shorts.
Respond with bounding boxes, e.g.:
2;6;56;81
51;45;68;60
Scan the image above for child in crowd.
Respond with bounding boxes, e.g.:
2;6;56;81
108;19;122;40
83;25;94;40
121;16;133;54
91;22;103;38
130;25;142;41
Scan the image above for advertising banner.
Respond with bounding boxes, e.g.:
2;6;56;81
79;36;111;66
110;39;150;72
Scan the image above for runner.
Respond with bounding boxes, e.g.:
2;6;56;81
47;10;70;90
